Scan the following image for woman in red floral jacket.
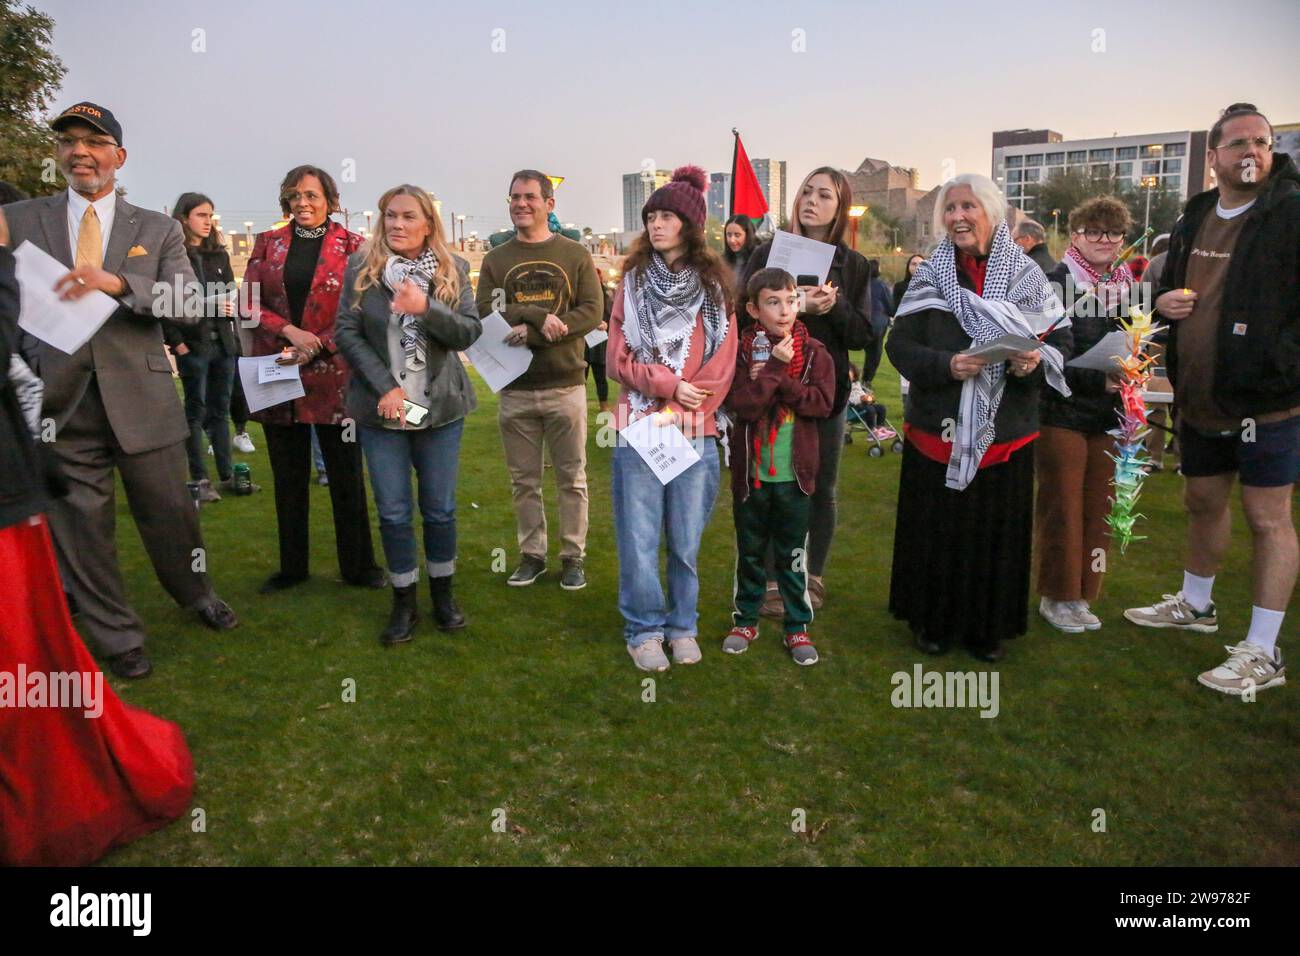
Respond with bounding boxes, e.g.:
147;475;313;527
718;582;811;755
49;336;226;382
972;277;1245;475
242;165;384;594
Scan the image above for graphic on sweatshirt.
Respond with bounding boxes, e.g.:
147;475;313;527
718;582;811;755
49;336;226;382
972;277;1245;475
501;260;573;315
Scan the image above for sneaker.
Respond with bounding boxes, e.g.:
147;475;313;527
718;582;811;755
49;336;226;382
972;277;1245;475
628;638;670;672
723;625;758;654
316;472;329;486
217;475;262;495
233;432;256;454
807;576;826;611
196;478;222;504
1067;599;1101;631
1197;642;1286;696
1123;591;1218;633
669;636;702;665
507;554;547;587
559;558;587;591
785;631;819;666
206;444;213;456
1039;597;1085;634
759;583;783;619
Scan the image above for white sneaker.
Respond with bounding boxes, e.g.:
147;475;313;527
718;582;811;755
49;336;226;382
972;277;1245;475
669;636;702;665
1067;600;1101;631
1197;642;1286;696
233;432;256;454
1039;597;1085;634
1123;591;1218;632
206;444;214;456
628;638;670;672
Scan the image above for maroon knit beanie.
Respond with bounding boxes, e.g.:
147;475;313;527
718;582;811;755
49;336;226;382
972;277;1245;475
643;165;708;230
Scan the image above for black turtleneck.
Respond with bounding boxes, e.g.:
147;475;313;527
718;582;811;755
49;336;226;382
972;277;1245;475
285;221;327;324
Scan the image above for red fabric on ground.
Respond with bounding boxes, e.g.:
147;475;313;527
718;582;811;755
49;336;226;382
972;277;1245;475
0;516;194;866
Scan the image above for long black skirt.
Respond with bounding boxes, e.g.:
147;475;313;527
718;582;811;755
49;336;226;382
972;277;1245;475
889;439;1035;651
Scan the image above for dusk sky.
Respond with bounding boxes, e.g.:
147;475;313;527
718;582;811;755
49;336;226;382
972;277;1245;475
31;0;1300;236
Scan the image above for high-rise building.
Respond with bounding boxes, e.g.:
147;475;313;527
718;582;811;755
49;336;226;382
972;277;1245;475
750;159;787;221
708;172;731;222
991;128;1210;215
622;169;670;234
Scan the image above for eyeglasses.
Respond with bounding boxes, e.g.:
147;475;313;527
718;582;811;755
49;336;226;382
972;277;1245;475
55;134;118;150
1076;228;1125;242
1214;137;1273;153
508;193;543;203
283;191;324;204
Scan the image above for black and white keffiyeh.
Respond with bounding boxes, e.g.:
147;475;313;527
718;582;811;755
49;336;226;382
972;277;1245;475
8;354;43;438
621;252;728;416
896;221;1070;491
383;250;437;372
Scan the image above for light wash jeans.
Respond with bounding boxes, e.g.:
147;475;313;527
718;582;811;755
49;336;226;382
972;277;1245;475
611;436;720;647
360;418;464;587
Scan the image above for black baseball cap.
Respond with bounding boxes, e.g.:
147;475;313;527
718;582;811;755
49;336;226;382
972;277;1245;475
50;102;123;147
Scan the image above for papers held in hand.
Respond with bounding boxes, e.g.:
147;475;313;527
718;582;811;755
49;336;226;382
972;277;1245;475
465;311;533;393
960;334;1043;364
13;241;117;355
1066;330;1137;372
767;231;836;287
620;411;701;485
238;354;304;413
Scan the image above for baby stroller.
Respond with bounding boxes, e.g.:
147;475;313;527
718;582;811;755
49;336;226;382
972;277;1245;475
845;385;903;457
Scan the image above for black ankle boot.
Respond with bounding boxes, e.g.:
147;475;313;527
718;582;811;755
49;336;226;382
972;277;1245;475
430;575;466;631
380;584;419;645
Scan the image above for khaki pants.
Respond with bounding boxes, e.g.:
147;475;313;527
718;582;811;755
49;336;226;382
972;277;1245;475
1034;425;1114;603
498;384;589;561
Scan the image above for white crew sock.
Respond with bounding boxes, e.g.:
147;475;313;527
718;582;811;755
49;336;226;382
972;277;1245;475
1182;571;1215;612
1245;607;1284;655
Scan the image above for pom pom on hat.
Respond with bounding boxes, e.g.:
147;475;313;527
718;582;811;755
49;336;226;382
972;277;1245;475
643;163;709;230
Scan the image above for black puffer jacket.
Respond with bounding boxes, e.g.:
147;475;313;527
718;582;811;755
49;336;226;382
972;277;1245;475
1039;261;1124;434
740;239;875;414
162;244;239;356
1157;151;1300;417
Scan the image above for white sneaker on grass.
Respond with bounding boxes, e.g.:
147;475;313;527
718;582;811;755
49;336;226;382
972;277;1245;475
669;636;702;665
233;432;256;454
1197;642;1286;696
1067;600;1101;631
628;638;669;672
1039;597;1085;634
1123;591;1218;632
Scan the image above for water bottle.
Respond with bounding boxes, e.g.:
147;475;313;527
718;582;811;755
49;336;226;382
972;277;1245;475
233;462;252;495
752;330;771;363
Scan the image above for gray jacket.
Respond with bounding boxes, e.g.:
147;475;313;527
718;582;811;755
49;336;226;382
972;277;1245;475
335;252;481;429
6;191;199;454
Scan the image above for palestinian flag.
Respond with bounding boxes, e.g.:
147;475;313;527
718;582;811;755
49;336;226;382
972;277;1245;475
730;129;774;237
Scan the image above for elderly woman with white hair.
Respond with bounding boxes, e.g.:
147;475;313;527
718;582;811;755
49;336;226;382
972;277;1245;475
886;174;1074;661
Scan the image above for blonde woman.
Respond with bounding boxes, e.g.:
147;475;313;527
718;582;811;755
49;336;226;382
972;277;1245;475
335;185;481;645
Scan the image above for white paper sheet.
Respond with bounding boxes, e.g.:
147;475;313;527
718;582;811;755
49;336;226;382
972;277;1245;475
620;413;701;485
1066;330;1136;372
257;357;301;384
584;328;608;347
767;231;837;286
962;333;1044;363
13;241;118;355
465;311;533;393
238;355;305;413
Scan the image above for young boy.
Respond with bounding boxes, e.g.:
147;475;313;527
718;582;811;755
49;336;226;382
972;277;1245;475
723;268;836;665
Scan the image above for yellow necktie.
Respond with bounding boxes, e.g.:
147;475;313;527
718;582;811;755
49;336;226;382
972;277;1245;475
76;205;103;269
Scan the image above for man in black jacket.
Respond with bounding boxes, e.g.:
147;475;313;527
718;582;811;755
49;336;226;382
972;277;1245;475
1013;219;1057;275
1123;104;1298;696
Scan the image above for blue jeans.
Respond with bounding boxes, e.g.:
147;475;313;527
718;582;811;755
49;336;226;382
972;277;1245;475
611;437;720;646
360;418;464;587
177;348;235;482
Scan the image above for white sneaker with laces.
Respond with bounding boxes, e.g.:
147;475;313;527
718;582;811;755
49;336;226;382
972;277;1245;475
1197;642;1286;696
233;432;256;454
627;638;670;672
1067;600;1101;631
1123;591;1218;632
669;636;702;665
1039;597;1085;634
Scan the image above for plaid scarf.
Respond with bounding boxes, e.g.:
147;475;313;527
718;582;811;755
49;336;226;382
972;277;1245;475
1064;244;1135;313
895;221;1070;491
621;252;727;416
740;321;809;487
383;250;437;372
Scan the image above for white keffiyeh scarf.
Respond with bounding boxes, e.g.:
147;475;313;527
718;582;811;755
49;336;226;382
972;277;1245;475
383;250;437;372
9;354;43;438
621;252;728;417
896;221;1071;491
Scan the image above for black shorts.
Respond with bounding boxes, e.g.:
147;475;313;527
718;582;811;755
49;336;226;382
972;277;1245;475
1178;416;1300;487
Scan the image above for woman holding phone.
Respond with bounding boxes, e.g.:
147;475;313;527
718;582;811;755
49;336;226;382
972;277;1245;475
335;185;481;645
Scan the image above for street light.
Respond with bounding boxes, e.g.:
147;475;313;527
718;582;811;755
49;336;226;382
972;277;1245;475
456;214;466;251
1141;176;1159;254
364;210;373;234
1051;208;1060;240
848;204;868;251
243;220;254;250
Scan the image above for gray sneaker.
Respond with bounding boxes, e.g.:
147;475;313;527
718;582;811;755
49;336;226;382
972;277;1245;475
723;626;758;654
507;555;547;587
1039;597;1086;634
1123;591;1218;633
196;478;222;504
559;559;587;591
669;636;702;664
628;638;670;672
784;631;819;666
1067;600;1102;631
1197;642;1286;695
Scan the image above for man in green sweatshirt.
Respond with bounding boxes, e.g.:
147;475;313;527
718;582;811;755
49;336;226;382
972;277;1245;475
477;169;603;590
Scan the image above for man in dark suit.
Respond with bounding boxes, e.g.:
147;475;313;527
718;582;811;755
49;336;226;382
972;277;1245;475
5;101;237;679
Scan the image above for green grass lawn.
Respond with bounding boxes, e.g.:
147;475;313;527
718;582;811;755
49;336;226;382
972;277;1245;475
101;355;1297;866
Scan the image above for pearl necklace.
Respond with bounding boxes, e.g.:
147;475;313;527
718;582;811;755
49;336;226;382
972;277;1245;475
293;223;327;240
